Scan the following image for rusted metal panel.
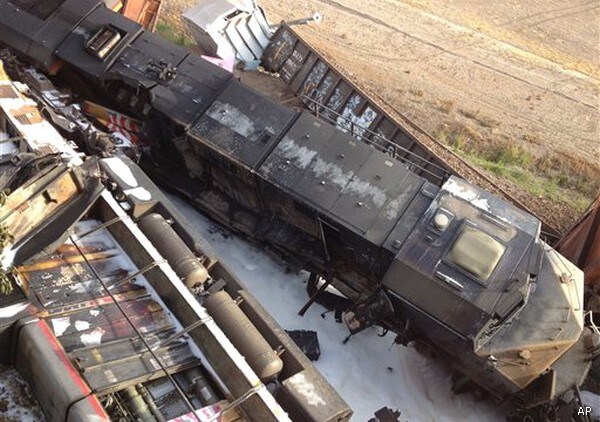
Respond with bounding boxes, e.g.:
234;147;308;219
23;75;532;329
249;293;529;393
18;217;204;400
80;342;199;394
401;143;439;182
68;328;175;369
279;42;310;84
371;118;398;147
289;53;318;93
307;70;339;112
121;0;162;31
0;169;79;242
323;81;353;119
391;130;415;151
299;59;328;101
556;196;600;284
48;301;173;351
262;26;298;72
388;132;441;182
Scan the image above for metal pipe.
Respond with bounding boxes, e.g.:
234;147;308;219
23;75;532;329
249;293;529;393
299;274;332;316
136;384;165;422
273;12;322;29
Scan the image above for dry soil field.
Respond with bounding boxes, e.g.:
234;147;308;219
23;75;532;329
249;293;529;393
159;0;600;231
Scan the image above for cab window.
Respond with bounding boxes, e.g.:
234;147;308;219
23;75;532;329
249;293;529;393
447;225;505;282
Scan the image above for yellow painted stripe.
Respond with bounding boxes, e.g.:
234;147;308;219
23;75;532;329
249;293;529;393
0;61;10;81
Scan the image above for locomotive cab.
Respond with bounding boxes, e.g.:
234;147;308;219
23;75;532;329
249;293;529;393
382;176;592;404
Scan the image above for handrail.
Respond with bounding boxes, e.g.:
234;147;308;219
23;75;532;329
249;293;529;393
300;94;451;182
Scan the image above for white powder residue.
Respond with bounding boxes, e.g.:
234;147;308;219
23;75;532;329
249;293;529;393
103;157;138;187
74;320;91;331
384;198;402;220
276;137;391;208
51;317;71;336
444;177;494;214
287;372;326;407
0;302;28;319
124;187;152;201
443;177;478;202
312;158;354;187
471;198;491;213
278;136;317;169
0;365;45;422
80;327;105;347
207;101;256;138
345;177;387;208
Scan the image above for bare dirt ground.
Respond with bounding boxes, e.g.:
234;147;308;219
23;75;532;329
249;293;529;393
160;0;600;231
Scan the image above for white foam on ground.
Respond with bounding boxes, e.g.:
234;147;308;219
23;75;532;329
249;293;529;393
167;194;507;421
103;156;138;187
0;302;27;319
0;366;44;421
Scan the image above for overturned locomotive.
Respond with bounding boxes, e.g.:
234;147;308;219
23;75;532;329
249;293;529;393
0;51;350;422
0;0;596;418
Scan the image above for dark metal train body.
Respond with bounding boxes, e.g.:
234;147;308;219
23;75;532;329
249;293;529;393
0;0;595;416
0;58;351;421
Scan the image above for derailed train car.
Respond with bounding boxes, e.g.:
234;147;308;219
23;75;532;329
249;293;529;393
0;0;596;419
0;58;351;421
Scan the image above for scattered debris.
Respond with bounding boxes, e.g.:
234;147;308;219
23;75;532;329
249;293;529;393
368;407;401;422
286;330;321;361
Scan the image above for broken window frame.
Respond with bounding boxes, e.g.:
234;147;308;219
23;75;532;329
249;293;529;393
85;25;124;61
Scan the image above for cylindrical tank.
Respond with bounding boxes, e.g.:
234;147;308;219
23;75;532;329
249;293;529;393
203;290;283;382
121;386;156;422
183;367;220;406
139;213;209;288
